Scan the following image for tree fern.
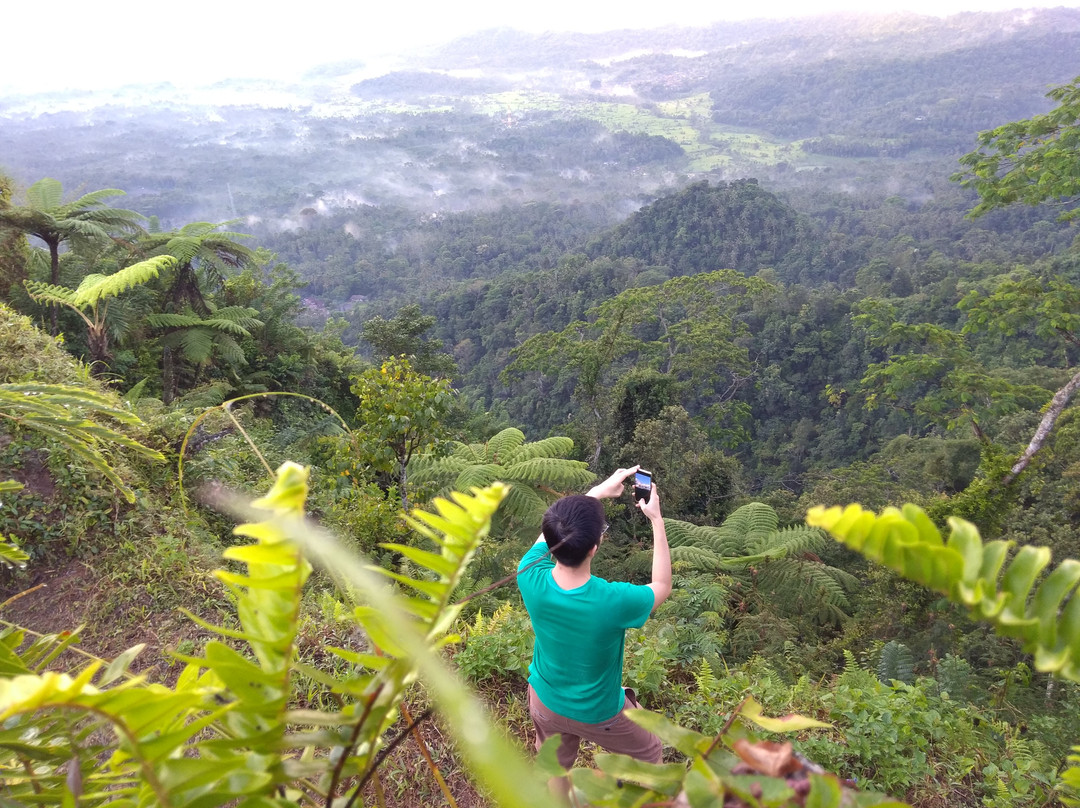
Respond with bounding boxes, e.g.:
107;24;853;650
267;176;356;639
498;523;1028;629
408;427;594;541
484;426;526;463
24;256;176;368
670;503;853;630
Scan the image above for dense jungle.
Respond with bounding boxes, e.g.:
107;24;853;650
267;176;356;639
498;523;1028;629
2;8;1080;808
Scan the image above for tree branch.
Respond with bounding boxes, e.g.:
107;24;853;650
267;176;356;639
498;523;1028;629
1002;367;1080;485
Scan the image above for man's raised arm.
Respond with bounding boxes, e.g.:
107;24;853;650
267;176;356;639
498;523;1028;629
638;485;671;610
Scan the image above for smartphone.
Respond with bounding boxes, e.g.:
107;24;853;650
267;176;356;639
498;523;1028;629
633;469;653;503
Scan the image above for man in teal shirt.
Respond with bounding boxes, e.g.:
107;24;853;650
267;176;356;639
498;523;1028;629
517;465;671;770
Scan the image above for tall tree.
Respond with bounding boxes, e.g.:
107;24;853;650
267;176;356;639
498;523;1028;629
504;270;775;464
139;221;256;400
0;178;144;334
142;220;255;314
361;303;457;378
348;356;454;509
953;74;1080;221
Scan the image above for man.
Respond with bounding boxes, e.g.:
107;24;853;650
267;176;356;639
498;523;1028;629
517;465;671;771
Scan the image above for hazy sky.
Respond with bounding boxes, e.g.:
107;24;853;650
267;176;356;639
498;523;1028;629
4;0;1079;95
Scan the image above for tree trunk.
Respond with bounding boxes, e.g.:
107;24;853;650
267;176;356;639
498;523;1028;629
48;243;60;336
87;326;110;377
162;345;176;404
1002;367;1080;484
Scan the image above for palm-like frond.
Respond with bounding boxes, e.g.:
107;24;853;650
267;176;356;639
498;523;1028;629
450;442;484;462
178;327;216;364
61;219;113;242
665;518;745;556
484;427;526;463
146;312;204;329
61;187;126;211
25;178;65;210
723;502;779;542
455;463;502;490
23;280;78;308
408;427;594;539
737;525;827;563
409;454;471;483
207;305;262;331
71;257;174;307
497;484;549;529
667;502;856;625
199;317;256;337
214;334;246;367
671;544;730;572
0;382;163;502
500;456;594;488
756;559;858;624
504;435;575;463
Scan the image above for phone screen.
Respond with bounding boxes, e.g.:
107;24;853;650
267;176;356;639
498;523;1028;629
634;471;652;489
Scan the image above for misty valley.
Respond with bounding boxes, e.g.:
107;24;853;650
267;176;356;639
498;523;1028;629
1;8;1080;808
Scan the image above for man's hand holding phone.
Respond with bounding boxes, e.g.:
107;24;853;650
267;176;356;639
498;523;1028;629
586;466;640;500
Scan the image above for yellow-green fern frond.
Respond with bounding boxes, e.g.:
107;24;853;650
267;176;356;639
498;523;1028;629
808;503;1080;681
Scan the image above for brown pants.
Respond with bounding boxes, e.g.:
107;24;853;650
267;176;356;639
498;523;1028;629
528;685;663;771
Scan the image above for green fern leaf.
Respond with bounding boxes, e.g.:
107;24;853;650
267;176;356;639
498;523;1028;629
809;503;1080;682
504;435;576;463
484;427;526;464
878;640;915;684
456;463;502;490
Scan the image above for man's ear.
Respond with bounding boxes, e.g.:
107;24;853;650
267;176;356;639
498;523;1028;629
587;543;599;559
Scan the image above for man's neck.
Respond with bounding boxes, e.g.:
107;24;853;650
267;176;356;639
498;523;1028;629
552;559;592;590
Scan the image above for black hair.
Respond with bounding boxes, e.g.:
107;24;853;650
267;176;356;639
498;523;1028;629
541;495;606;567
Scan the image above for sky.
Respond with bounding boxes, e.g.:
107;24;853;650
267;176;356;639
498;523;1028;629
4;0;1080;95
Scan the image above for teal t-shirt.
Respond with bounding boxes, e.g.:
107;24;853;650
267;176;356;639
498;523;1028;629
517;540;655;723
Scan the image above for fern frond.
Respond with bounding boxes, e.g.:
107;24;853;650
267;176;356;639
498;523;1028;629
671;545;729;572
72;257;174;307
808;503;1080;681
24;280;78;307
456;463;502;490
451;442;485;462
214;334;246;367
26;177;64;209
842;648;860;673
665;518;745;557
198;317;256;336
484;427;526;464
146;312;203;329
693;657;719;694
743;524;826;558
726;502;779;540
64;186;126;210
501;457;594;489
757;560;855;620
498;484;549;528
878;641;915;684
164;235;203;265
62;219;111;241
207;305;262;330
178;328;216;364
504;435;576;463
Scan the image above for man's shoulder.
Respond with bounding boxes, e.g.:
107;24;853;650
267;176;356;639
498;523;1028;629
589;575;649;599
